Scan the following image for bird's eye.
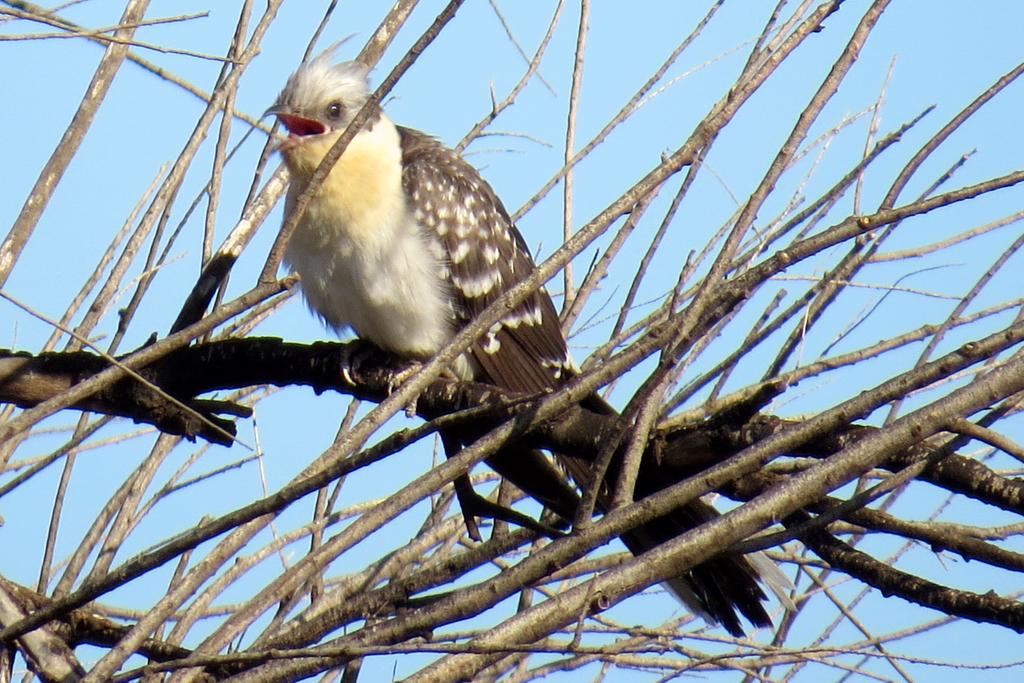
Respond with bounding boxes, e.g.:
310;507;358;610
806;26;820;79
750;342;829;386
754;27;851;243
326;101;344;120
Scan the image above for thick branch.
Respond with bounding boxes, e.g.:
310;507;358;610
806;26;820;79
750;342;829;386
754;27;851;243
4;339;1024;519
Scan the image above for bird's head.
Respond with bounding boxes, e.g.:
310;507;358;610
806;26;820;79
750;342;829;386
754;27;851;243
266;49;372;146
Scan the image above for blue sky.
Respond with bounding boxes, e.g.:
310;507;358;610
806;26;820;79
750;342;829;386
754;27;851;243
3;2;1024;680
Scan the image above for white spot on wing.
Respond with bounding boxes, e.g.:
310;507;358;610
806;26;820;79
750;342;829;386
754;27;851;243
449;240;471;264
482;328;501;354
482;242;500;264
453;270;501;298
501;305;542;330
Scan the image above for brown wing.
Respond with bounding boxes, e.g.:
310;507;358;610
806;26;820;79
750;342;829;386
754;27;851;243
397;129;772;636
398;126;572;394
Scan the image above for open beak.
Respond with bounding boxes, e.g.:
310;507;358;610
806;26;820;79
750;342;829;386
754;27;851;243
263;105;327;137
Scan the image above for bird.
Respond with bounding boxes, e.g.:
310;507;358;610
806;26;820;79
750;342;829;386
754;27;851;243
266;48;777;636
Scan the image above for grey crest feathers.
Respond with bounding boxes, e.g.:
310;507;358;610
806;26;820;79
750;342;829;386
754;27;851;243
271;47;370;128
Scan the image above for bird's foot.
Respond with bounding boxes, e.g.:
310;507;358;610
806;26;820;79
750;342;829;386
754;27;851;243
337;339;384;387
337;341;423;416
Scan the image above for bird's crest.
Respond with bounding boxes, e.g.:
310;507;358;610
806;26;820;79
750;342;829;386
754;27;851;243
273;38;370;118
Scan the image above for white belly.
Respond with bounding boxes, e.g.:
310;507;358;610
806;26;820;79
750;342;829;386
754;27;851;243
286;210;454;359
280;117;467;376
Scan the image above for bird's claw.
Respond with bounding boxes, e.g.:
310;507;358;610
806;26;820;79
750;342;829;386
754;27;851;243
336;340;424;416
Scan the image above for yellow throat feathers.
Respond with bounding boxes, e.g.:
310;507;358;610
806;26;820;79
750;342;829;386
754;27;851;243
283;121;404;243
